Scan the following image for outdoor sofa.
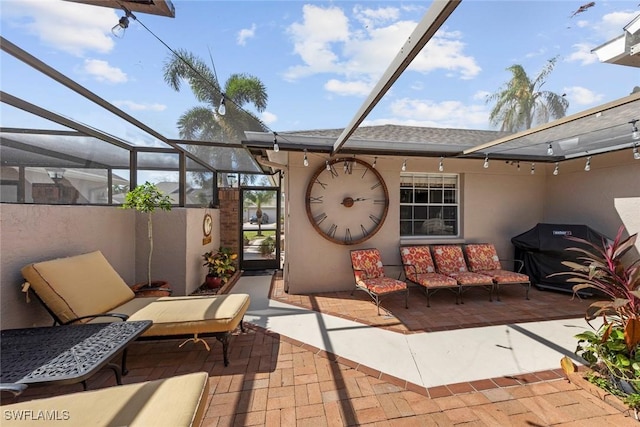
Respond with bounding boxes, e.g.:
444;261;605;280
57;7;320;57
1;372;209;426
21;251;250;366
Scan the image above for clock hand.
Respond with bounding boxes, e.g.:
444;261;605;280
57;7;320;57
341;197;369;207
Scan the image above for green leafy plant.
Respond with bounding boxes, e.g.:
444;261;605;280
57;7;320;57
202;247;237;283
121;182;173;286
553;226;640;406
259;236;276;257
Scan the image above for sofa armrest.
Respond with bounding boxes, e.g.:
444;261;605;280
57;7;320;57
63;313;129;325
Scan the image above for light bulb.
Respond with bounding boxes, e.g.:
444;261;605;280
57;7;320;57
273;132;279;152
217;97;226;116
547;143;554;156
584;156;591;171
516;161;520;171
553;162;559;175
633;145;640;160
372;157;377;168
530;163;535;175
401;160;407;171
483;155;489;169
438;157;444;172
633;128;640;140
343;160;349;173
303;150;309;167
111;16;129;38
325;160;331;171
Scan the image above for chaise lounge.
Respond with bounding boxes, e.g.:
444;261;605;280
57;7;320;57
21;251;250;366
1;372;210;427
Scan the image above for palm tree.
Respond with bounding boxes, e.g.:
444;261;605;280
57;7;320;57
245;190;274;236
487;57;569;132
163;49;269;188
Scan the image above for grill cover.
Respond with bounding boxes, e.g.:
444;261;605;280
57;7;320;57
511;223;609;293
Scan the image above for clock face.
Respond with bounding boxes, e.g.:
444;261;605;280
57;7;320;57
305;158;389;245
203;214;213;237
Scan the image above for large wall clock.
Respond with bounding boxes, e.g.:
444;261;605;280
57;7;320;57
305;157;389;245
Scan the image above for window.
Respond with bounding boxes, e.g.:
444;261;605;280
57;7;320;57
400;173;459;237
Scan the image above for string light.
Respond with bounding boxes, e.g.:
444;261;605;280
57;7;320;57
547;143;554;156
401;159;407;172
633;144;640;160
584;156;591;171
343;159;349;173
530;163;535;175
303;149;309;167
553;162;559;175
273;132;279;152
516;161;520;171
372;157;377;168
325;160;331;171
217;94;226;116
483;154;489;169
438;156;444;172
630;119;639;140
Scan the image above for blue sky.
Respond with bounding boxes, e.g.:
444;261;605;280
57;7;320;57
1;0;639;146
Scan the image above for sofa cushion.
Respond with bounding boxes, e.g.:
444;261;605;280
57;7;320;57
125;294;251;336
1;372;209;427
21;251;134;324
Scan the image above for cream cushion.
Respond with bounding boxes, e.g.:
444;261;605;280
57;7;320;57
1;372;209;427
21;251;134;324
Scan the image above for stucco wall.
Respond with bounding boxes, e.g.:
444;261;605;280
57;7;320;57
1;204;219;329
284;154;547;294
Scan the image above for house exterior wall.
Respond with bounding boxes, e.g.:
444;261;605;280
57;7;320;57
283;149;639;295
0;204;219;329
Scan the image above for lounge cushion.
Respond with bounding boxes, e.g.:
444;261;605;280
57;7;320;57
1;372;209;427
21;251;135;324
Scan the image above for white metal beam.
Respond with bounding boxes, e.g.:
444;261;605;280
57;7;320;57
332;0;461;155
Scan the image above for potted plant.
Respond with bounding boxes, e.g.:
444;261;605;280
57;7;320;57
122;182;173;289
553;226;639;413
202;247;238;288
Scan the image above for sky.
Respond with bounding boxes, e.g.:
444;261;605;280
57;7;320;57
1;0;639;147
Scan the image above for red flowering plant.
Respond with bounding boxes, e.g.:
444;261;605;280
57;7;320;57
552;226;640;407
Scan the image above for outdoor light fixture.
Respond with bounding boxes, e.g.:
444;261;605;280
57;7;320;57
217;95;226;116
483;155;489;169
273;132;279;152
112;7;135;38
438;156;444;172
547;143;554;156
584;156;591;171
530;163;535;175
343;159;349;173
303;149;309;167
46;168;65;183
325;160;331;171
633;144;640;160
516;161;520;171
630;119;639;140
372;157;377;168
401;159;407;171
553;162;559;175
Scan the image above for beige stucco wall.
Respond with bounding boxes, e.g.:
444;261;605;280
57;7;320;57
0;204;219;329
284;154;547;294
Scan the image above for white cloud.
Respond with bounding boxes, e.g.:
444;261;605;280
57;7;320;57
324;79;373;96
384;97;490;128
83;59;127;83
237;24;257;46
284;6;480;83
261;111;278;125
594;11;639;40
113;100;166;111
562;86;604;106
473;90;491;102
1;0;117;56
566;43;598;65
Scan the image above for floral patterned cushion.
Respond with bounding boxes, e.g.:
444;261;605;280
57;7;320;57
400;246;436;275
464;244;502;271
359;277;407;294
431;245;469;275
350;249;385;281
447;271;494;286
477;269;530;284
412;273;458;289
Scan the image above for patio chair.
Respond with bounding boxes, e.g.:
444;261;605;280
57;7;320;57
350;248;409;315
21;251;250;366
399;246;459;306
430;245;494;303
463;243;531;300
0;372;209;427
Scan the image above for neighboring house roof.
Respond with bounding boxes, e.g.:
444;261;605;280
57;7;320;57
591;13;640;68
